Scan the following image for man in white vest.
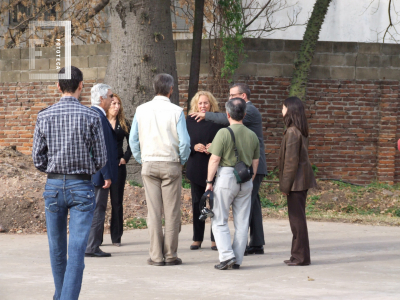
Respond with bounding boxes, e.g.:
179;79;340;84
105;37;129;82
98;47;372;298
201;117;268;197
129;73;191;266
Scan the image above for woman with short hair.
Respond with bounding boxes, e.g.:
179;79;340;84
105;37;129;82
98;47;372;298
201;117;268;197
279;96;317;266
186;91;225;250
107;94;132;246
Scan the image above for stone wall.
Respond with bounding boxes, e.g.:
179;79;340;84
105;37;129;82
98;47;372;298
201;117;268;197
0;39;399;184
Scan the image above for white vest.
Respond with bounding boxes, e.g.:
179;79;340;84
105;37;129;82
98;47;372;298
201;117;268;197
136;95;183;163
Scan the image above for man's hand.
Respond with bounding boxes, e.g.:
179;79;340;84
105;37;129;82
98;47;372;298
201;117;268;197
206;183;213;192
195;143;206;153
190;112;205;122
103;179;111;189
282;192;288;196
119;158;126;166
205;143;212;155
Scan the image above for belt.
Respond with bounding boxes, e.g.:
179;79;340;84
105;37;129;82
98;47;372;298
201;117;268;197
47;173;92;180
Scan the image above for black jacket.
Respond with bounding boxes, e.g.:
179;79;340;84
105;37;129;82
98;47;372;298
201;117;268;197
186;116;225;187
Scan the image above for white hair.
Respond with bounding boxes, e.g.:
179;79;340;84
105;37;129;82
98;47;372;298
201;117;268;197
91;83;112;106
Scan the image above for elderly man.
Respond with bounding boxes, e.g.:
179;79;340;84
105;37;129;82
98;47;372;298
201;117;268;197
32;66;107;300
85;83;118;258
129;73;190;266
191;83;267;255
206;98;260;270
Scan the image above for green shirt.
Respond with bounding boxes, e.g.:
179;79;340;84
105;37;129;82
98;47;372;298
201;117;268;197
209;124;260;167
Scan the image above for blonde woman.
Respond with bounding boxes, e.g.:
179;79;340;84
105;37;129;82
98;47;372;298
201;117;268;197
186;91;225;250
106;94;132;246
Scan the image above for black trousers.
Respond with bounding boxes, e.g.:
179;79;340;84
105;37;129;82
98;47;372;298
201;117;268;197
248;174;265;247
191;182;215;242
109;164;127;243
287;190;311;265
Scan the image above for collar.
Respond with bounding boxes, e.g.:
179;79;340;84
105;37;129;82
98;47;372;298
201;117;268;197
60;96;80;102
93;105;106;116
246;101;252;105
153;95;171;103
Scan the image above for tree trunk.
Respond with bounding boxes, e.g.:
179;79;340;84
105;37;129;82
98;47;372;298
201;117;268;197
289;0;332;101
104;0;178;182
187;0;205;113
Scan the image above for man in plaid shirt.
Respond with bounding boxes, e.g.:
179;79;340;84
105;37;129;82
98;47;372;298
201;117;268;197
32;66;107;300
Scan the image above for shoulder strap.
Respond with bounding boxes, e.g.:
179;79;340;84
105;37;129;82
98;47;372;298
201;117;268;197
226;127;239;163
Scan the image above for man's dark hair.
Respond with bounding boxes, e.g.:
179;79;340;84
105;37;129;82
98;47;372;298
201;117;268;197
153;73;174;96
225;97;247;121
58;66;83;93
283;96;309;137
231;82;251;100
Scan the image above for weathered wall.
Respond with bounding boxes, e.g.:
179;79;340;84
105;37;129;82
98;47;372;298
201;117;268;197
0;39;399;184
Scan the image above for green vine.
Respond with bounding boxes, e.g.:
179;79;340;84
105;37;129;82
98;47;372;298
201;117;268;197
219;0;246;81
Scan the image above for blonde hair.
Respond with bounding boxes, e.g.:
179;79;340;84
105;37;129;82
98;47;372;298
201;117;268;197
188;91;220;114
107;93;129;133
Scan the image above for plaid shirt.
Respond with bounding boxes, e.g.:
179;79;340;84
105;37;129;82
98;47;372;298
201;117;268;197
32;96;107;174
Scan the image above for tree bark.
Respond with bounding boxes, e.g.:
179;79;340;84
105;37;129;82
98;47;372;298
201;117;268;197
104;0;178;182
187;0;205;113
289;0;332;101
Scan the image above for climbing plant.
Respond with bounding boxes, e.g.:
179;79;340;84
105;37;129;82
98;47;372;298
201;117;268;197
218;0;246;81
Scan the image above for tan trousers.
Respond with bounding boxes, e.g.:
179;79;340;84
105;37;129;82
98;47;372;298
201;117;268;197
141;161;182;263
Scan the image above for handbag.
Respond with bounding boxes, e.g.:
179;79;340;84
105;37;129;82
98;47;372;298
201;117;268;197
226;127;252;184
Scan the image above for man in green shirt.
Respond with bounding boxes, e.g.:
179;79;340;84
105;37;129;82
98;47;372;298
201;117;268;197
206;98;260;270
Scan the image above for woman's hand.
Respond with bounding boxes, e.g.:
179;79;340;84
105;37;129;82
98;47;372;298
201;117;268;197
206;183;213;192
195;143;206;153
119;158;126;166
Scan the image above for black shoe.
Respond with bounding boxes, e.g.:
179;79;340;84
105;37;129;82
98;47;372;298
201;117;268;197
85;248;111;257
229;264;240;269
214;257;236;270
190;242;202;250
147;258;165;266
244;246;264;256
165;258;182;266
211;246;218;251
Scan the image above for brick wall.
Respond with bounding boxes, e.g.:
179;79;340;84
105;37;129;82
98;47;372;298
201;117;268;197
1;39;399;184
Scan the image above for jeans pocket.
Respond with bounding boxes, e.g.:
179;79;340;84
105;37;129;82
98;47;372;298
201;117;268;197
43;190;59;213
70;190;95;212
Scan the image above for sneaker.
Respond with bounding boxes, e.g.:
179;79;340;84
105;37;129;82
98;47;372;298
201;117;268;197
214;257;236;270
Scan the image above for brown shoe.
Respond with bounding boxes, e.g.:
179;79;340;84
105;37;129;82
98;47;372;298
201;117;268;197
165;258;182;266
284;260;292;264
147;258;165;266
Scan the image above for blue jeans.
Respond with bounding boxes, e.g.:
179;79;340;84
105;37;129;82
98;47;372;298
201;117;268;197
43;178;95;300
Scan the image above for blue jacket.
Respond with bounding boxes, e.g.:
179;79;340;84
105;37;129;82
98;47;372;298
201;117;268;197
91;106;118;187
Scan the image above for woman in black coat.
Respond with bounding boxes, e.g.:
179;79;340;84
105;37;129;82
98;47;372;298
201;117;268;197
107;94;132;246
186;91;225;250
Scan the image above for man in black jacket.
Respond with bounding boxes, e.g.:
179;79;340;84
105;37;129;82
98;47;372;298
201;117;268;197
190;83;267;255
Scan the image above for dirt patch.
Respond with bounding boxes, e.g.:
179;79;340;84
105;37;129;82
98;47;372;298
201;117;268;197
260;179;400;226
0;146;194;234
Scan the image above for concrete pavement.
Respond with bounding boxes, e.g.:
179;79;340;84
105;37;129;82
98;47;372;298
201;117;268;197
1;219;399;300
